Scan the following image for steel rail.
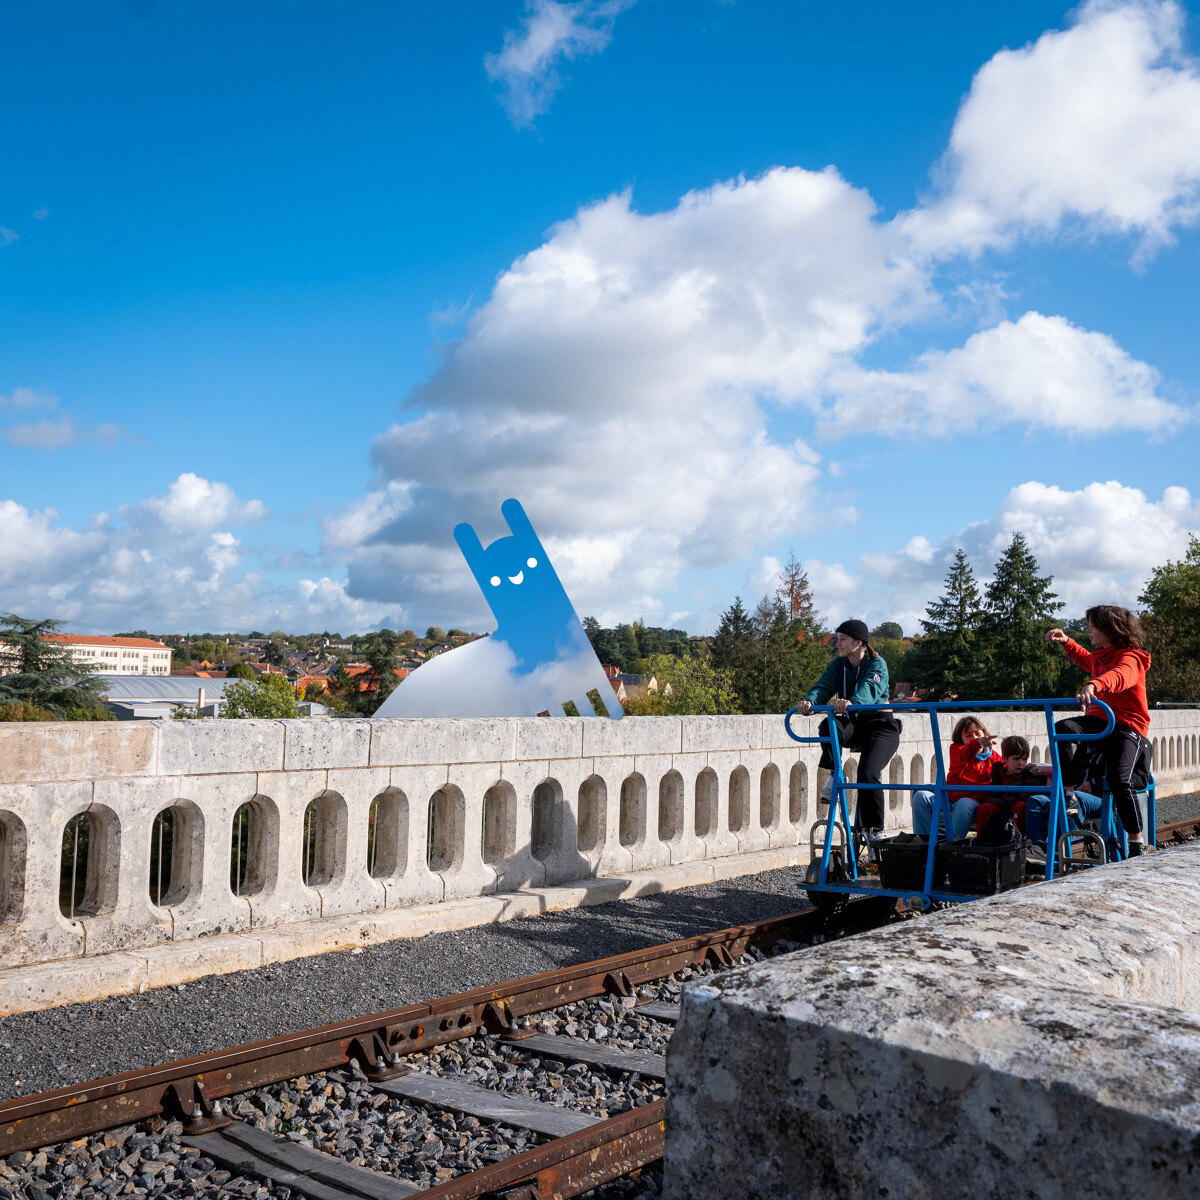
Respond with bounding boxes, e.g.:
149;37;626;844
0;897;896;1159
1156;816;1200;846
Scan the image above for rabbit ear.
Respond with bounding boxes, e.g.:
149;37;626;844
453;522;485;569
500;497;536;540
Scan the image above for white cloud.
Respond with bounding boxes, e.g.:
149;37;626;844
0;228;16;248
334;165;936;626
0;387;58;410
1;416;127;450
32;207;49;220
485;0;635;127
851;481;1200;632
0;474;402;635
823;311;1186;437
903;0;1200;260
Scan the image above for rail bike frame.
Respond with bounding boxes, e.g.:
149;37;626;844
783;697;1142;909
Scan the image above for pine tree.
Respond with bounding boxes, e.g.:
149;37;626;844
908;549;986;698
979;533;1062;700
0;614;108;717
710;597;757;710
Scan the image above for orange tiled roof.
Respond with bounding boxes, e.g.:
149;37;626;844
44;633;168;650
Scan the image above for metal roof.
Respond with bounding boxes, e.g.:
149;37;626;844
96;674;232;701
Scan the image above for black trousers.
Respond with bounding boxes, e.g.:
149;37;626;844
1054;715;1146;836
817;712;901;831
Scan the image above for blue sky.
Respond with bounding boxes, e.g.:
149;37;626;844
2;0;1198;636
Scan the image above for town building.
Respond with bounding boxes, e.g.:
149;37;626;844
43;634;172;675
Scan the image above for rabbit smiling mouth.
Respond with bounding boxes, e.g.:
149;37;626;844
508;571;524;585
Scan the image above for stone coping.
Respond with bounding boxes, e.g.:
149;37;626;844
665;844;1200;1200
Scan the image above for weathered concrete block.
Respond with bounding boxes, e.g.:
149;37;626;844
665;845;1200;1200
515;717;584;763
0;722;156;783
681;715;762;754
582;716;681;759
281;718;371;771
368;718;518;767
158;719;284;776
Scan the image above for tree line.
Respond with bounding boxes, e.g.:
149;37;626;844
583;534;1200;714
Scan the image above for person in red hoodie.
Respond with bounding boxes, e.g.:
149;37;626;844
1046;605;1152;855
909;716;1001;839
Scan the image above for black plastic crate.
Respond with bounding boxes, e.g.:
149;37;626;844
944;837;1026;895
875;835;947;891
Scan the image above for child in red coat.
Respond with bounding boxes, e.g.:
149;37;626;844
1046;605;1152;855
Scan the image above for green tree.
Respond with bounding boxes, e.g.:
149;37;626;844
171;646;193;667
114;629;151;639
0;615;109;717
979;533;1062;699
227;662;256;680
583;617;621;667
350;633;399;715
614;624;640;671
223;672;301;719
709;597;756;709
870;621;903;641
1139;535;1200;704
425;626;445;644
623;650;739;716
264;640;286;668
907;549;987;698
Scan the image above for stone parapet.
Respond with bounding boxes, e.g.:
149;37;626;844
665;843;1200;1200
0;710;1195;990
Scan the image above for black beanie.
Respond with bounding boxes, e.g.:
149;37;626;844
836;619;870;645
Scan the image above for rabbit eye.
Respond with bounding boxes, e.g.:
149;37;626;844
490;576;501;587
527;557;537;568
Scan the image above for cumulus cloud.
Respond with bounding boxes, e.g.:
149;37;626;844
903;0;1200;260
332;166;935;626
0;474;402;634
485;0;636;127
823;312;1186;437
843;481;1200;632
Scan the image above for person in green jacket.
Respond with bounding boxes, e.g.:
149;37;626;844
794;619;899;845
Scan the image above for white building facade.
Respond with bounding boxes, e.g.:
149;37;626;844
45;634;172;675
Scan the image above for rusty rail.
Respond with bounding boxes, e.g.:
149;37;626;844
0;897;895;1163
1156;816;1200;846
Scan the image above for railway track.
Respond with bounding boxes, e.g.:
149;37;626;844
5;820;1194;1200
1156;815;1200;846
0;898;898;1200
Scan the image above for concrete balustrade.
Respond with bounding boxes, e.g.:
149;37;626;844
0;709;1197;1003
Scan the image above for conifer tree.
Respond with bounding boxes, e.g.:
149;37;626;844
908;549;985;698
979;533;1062;699
0;614;108;717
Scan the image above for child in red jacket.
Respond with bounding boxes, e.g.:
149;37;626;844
911;717;1000;838
1046;605;1152;855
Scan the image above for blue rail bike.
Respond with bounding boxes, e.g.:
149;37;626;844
783;697;1152;910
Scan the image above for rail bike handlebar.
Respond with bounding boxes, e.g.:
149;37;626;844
783;697;1116;746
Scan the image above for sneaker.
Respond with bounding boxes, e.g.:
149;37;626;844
866;829;887;864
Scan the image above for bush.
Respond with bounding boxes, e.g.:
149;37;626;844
223;673;302;719
0;700;55;721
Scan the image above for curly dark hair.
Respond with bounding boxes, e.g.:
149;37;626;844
1086;605;1145;650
